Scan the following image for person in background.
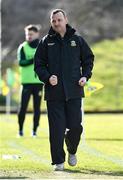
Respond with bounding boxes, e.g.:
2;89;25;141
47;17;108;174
34;9;94;170
17;24;43;137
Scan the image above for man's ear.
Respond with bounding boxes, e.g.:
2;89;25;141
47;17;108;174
65;17;68;24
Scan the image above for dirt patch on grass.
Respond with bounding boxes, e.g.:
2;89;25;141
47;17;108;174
0;170;123;179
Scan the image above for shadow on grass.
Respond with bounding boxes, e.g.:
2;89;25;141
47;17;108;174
64;168;123;177
0;177;28;179
64;168;82;173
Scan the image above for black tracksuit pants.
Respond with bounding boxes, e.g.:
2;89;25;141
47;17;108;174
18;84;43;132
47;98;83;165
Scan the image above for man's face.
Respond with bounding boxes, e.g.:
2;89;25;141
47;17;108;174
25;30;39;42
50;12;68;34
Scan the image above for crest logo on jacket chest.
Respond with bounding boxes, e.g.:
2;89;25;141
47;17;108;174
71;40;76;47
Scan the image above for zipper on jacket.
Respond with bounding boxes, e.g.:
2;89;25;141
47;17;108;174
60;39;69;101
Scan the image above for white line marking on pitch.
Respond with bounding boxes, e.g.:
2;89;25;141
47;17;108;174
8;141;50;165
80;142;123;167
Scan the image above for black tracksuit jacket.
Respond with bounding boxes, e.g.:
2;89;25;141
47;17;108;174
34;24;94;101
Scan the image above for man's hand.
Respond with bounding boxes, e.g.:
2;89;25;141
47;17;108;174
79;77;87;87
49;75;58;86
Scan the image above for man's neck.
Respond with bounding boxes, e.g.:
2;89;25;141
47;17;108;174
59;29;66;38
60;32;65;37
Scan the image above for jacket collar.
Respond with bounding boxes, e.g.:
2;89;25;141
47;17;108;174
48;24;76;39
28;39;39;48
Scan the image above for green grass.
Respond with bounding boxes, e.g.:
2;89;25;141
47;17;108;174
85;38;123;111
0;114;123;179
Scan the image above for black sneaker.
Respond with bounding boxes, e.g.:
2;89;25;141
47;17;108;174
32;131;37;138
17;131;23;138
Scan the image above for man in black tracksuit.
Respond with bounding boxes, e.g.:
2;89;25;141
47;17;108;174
34;9;94;170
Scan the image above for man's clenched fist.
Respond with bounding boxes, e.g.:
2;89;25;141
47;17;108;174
79;77;87;87
49;75;58;86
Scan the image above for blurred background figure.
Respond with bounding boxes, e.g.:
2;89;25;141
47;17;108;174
17;24;43;137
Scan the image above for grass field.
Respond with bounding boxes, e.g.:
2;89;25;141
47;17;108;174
0;114;123;179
